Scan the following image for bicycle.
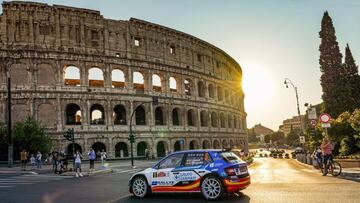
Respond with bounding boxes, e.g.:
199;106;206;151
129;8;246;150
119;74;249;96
319;156;342;176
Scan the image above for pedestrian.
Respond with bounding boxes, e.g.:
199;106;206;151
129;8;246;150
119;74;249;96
145;148;149;160
100;149;107;166
30;154;36;170
74;150;83;177
62;152;68;172
52;151;59;174
87;148;96;174
20;149;28;171
36;151;42;169
58;151;65;174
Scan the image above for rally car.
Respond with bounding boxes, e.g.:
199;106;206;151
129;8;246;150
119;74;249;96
129;149;250;200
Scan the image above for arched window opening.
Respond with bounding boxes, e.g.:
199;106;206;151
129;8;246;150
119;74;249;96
113;104;127;125
115;142;128;157
225;90;229;103
90;104;105;125
234;115;237;129
112;69;125;88
217;86;223;101
67;143;82;155
211;112;218;127
220;113;226;128
135;106;146;125
208;84;215;98
228;114;233;128
152;74;162;92
187;109;195;126
92;142;106;157
189;140;198;150
172;108;180;126
213;140;221;149
64;66;80;86
66;103;81;125
184;79;192;96
137;141;147;156
155;107;165;125
133;71;145;90
197;81;205;97
174;140;182;151
88;67;104;87
157;141;167;157
200;110;208;127
169;77;177;92
202;140;211;149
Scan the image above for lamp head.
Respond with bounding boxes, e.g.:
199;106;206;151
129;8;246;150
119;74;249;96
286;84;288;88
304;103;309;107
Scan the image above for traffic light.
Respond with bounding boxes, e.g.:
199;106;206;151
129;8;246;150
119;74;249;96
63;128;74;141
128;133;135;143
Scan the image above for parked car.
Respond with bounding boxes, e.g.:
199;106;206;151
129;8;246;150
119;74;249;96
129;150;251;200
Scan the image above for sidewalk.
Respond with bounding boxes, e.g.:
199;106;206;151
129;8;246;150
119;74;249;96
295;159;360;181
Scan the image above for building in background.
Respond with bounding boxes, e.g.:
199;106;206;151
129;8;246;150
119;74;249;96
248;124;274;144
279;115;305;137
0;1;247;159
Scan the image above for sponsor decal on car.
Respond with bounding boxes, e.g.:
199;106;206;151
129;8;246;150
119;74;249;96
153;171;169;178
174;171;198;181
151;181;175;186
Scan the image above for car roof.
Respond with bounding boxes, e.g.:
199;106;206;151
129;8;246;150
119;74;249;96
170;149;224;154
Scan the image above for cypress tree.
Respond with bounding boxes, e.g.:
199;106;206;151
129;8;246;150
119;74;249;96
343;44;360;108
319;11;348;117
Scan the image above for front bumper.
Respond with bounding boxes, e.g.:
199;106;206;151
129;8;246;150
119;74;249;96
223;175;251;193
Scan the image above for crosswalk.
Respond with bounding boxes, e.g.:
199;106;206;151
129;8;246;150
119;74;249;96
0;173;74;188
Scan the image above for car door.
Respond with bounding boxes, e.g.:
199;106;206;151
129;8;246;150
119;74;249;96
150;153;185;192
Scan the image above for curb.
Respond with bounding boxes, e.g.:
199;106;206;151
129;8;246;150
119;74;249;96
295;159;314;170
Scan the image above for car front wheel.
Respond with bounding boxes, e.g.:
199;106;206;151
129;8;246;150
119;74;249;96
131;176;149;198
201;176;224;200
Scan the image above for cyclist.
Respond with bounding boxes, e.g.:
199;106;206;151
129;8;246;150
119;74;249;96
320;137;333;176
312;147;322;169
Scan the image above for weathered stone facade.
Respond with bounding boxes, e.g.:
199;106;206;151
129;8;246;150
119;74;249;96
0;1;248;158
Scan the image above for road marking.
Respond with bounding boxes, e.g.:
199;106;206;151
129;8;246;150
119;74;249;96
107;193;131;203
113;169;140;174
0;186;15;188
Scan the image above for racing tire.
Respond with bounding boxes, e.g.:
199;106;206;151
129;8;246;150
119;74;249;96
200;175;225;201
131;176;150;198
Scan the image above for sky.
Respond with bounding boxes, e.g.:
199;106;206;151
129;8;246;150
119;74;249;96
3;0;360;130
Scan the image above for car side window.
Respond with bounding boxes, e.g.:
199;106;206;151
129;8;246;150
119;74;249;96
157;153;184;169
184;152;211;166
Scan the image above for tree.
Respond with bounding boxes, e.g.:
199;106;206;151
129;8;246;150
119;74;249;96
319;11;350;117
266;131;285;145
343;44;360;109
286;129;301;147
247;128;258;143
12;117;53;158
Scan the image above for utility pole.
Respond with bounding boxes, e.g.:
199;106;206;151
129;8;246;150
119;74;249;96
7;76;13;167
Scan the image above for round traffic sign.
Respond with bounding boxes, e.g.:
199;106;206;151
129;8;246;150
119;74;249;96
310;119;317;127
319;113;331;123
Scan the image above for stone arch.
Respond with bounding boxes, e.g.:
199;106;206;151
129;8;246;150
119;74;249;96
220;112;226;128
189;140;199;150
67;143;82;154
222;139;228;149
213;139;221;149
173;140;184;152
64;65;80;86
88;67;104;87
172;108;181;126
155;106;166;125
37;63;55;86
112;69;125;88
217;86;223;101
90;104;105;125
197;80;205;97
187;109;196;126
152;73;163;92
228;114;233;128
10;63;29;86
230;139;235;148
200;110;208;127
202;140;211;149
12;103;29;124
115;142;128;157
169;76;177;92
133;71;145;90
211;112;218;127
156;140;168;157
113;104;127;125
208;84;215;98
38;103;57;127
135;105;146;125
92;142;106;157
137;141;148;156
233;115;237;129
65;103;81;125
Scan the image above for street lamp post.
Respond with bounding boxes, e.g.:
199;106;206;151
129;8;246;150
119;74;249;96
284;78;305;150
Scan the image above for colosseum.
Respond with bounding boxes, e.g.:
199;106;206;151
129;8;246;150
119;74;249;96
0;1;248;158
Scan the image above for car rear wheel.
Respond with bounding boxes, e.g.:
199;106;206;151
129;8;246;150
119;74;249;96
131;176;149;198
201;176;224;200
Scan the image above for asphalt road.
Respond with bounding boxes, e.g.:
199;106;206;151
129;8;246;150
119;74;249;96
0;158;359;203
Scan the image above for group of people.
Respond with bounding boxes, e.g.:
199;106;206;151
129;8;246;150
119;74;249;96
312;137;334;176
20;149;42;171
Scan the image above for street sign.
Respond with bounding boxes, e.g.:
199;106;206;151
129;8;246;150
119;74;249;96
319;113;331;123
299;136;306;144
321;123;331;128
309;119;317;127
308;107;317;120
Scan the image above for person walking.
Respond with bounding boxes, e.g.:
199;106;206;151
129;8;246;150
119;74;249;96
87;148;96;174
145;148;149;160
100;149;107;167
30;154;36;170
320;137;333;176
36;151;42;170
52;151;59;174
74;150;83;177
20;149;28;171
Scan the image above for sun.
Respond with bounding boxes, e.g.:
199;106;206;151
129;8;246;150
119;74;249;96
242;63;274;108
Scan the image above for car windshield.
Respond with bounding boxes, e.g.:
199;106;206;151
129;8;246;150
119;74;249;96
220;152;241;163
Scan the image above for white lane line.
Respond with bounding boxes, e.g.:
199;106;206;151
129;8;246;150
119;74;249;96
113;169;140;174
0;186;15;188
0;182;33;185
